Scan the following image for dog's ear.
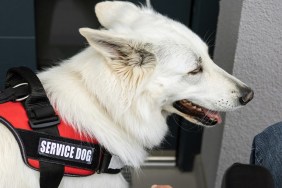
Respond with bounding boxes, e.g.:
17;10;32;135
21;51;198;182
79;28;126;59
95;1;140;29
79;28;155;65
79;27;156;85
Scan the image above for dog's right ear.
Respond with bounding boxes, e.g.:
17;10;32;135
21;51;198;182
79;27;156;85
79;28;155;64
95;1;140;29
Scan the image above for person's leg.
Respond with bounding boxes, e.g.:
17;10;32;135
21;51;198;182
250;121;282;188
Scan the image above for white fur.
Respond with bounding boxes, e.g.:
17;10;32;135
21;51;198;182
0;1;250;187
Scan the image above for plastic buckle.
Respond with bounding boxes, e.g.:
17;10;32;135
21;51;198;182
29;115;60;129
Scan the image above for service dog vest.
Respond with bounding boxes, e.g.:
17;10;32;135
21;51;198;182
0;101;123;176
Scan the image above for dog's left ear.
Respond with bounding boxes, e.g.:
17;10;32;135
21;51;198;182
95;1;140;29
79;28;155;66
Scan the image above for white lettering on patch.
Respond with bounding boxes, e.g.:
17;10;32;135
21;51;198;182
40;140;46;153
38;138;94;164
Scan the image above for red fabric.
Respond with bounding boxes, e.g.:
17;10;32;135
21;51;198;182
28;159;94;176
0;102;97;176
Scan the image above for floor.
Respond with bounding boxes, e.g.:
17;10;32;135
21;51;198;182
131;167;198;188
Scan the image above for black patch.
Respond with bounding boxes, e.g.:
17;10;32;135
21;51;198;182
38;138;94;164
0;117;102;174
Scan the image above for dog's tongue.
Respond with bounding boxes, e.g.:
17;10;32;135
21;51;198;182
203;109;222;124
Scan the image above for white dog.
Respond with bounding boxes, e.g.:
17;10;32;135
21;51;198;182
0;1;253;188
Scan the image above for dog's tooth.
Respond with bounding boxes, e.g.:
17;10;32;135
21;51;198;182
210;118;216;122
192;106;197;109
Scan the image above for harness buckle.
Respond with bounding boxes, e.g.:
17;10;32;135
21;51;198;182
29;115;60;129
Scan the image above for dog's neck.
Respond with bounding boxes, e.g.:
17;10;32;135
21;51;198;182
38;48;168;167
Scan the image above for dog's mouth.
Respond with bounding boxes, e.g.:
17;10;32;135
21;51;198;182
173;99;222;126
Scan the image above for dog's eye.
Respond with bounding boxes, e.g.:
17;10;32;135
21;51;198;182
189;66;203;75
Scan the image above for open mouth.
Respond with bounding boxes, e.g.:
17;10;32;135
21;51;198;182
173;99;222;126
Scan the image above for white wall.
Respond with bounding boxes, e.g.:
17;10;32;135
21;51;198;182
201;0;282;187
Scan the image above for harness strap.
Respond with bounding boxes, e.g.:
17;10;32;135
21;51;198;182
39;128;64;188
98;151;124;174
0;83;29;103
4;67;64;188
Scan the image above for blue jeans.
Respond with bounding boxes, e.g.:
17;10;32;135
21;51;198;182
250;122;282;188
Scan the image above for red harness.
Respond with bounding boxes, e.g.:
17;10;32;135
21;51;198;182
0;102;99;176
0;67;122;188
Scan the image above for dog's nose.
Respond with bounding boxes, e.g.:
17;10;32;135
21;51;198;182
239;87;254;105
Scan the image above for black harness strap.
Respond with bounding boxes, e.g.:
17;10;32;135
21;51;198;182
0;83;29;103
4;67;64;188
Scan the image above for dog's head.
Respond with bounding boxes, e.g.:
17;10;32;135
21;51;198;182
79;1;254;127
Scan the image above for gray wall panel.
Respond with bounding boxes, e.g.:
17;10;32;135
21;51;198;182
0;0;36;87
0;38;36;87
0;0;35;36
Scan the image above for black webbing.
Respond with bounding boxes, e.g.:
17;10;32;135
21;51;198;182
5;67;64;188
0;83;29;103
98;150;122;174
38;128;64;188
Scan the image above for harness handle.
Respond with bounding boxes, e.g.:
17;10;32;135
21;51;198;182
6;67;60;129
